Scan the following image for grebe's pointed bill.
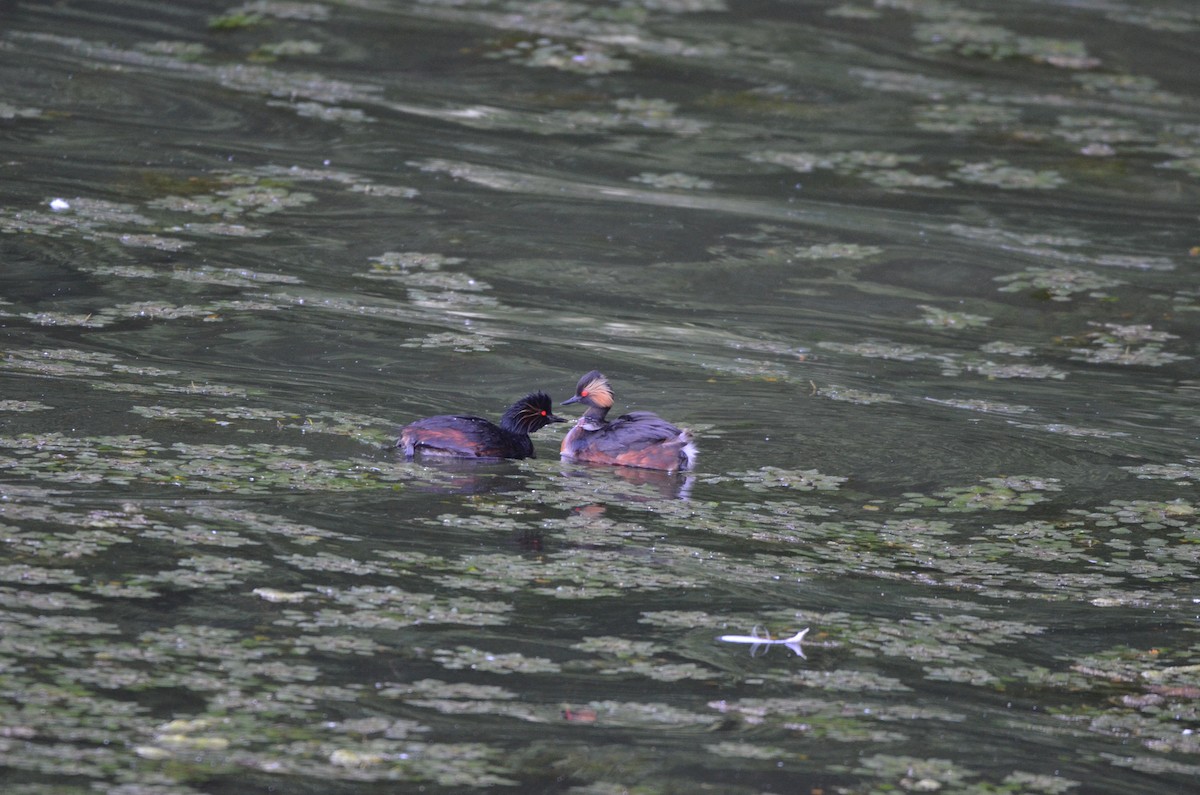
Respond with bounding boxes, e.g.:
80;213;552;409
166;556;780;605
718;627;809;658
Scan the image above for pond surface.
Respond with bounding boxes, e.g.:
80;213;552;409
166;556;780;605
2;1;1199;793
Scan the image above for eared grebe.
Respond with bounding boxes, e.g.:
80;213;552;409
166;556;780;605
398;391;565;460
560;370;697;472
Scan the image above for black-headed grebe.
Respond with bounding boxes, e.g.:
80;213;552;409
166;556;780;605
560;370;697;472
398;391;565;460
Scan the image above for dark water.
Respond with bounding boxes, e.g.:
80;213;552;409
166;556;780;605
2;1;1199;793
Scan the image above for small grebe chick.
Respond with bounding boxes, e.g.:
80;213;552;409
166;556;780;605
560;370;697;472
399;391;565;460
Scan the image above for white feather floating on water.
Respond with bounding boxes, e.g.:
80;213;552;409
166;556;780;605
718;625;809;658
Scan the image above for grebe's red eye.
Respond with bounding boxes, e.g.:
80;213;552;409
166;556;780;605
540;410;547;416
580;390;589;397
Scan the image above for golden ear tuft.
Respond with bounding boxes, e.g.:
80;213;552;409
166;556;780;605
582;375;613;408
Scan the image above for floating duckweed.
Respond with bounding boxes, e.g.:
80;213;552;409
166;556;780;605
915;102;1019;133
900;476;1061;513
1157;153;1200;178
787;669;912;692
0;564;84;585
704;741;788;760
19;311;106;327
979;341;1033;356
791;242;885;260
84;580;161;599
557;97;707;136
328;748;385;767
734;466;848;492
855;753;973;790
914;20;1098;69
1121;463;1199;484
818;340;933;362
2;347;115;377
365;250;462;272
746;150;820;173
996;266;1126;301
0;102;44;119
533;584;634;601
1096;254;1176;271
862;168;954;188
491;39;631;74
967;360;1067;379
1069;322;1189;366
115;232;192;250
254;587;311;603
293;633;386;655
639;610;735;628
572;636;664;657
628;660;719;682
1071;344;1190;367
916;304;991;328
131;404;277;422
710;696;965;726
826;3;881;19
4;524;133;559
945;224;1089;249
832;150;919;170
698;357;791;381
539;554;699;598
0;207;92;237
852;67;964;96
148;554;269;589
433;646;562;675
325;716;426;737
748;149;924;185
952;159;1066;189
1069;646;1164;685
0;586;96;611
278;552;384;575
400;331;498;352
1054;115;1147;150
0;400;53;411
257;38;323;57
158;264;301;287
186;504;361;543
208;11;263;29
924;666;1001;686
0;427;413;493
1004;771;1082;793
1070;499;1195;530
640;0;728;11
926;396;1033;414
276;586;513;630
816;385;897;405
578;700;714;728
235;2;330;21
378;679;519;702
150;184;315;219
629;171;714;190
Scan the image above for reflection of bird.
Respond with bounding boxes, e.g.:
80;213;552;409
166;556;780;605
398;391;564;459
560;371;697;472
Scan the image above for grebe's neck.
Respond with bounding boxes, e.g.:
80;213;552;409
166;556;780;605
582;404;610;422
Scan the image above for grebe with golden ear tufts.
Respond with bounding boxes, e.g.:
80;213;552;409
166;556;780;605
560;371;697;472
